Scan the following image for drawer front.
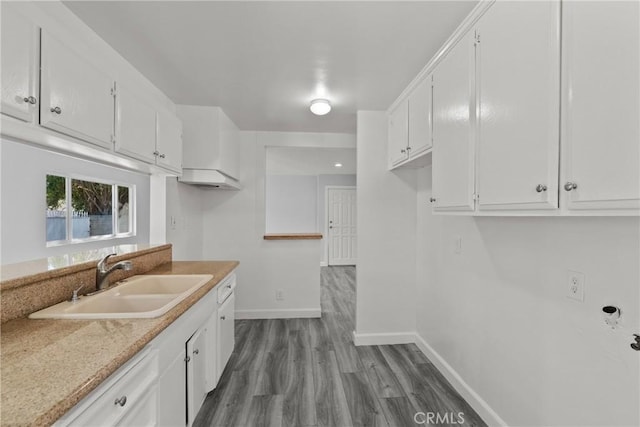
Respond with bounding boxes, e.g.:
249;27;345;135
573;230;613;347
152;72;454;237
61;349;158;426
217;273;236;304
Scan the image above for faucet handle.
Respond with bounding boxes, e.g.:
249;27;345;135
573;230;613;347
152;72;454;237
97;253;117;270
71;284;85;302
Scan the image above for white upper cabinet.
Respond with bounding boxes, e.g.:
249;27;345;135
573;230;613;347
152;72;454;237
388;101;409;167
0;5;39;123
432;32;475;212
156;110;183;174
476;1;560;211
560;1;640;213
40;30;115;148
407;76;433;158
115;85;157;164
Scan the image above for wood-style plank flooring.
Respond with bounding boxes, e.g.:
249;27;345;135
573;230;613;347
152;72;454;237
194;267;487;427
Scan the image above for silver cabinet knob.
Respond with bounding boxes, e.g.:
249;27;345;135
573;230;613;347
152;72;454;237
23;96;37;105
406;146;412;152
153;151;160;156
564;182;578;191
114;396;127;407
535;184;547;193
220;315;226;320
159;153;166;159
400;149;406;154
50;106;62;114
429;197;436;203
193;348;199;355
184;355;191;363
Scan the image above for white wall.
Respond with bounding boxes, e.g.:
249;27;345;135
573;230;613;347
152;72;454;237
197;131;356;319
165;177;204;261
0;139;150;265
416;164;640;426
354;111;417;342
265;175;318;233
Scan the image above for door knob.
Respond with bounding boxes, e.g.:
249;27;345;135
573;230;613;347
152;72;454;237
564;182;578;191
23;96;37;105
535;184;547;193
50;106;62;114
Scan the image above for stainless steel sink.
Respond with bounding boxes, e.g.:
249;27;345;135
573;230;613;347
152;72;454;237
29;274;213;319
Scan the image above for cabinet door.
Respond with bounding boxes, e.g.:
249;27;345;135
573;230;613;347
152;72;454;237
204;311;218;391
408;76;433;158
40;31;114;148
388;101;408;167
432;32;475;212
157;349;186;427
561;1;640;212
156;111;183;173
186;328;207;427
476;1;560;211
217;293;235;381
0;5;39;122
115;85;157;163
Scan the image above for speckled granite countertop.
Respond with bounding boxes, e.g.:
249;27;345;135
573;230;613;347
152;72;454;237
0;261;239;427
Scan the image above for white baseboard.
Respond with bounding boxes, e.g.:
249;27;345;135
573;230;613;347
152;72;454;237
235;308;321;320
414;333;506;427
352;331;416;346
320;261;328;267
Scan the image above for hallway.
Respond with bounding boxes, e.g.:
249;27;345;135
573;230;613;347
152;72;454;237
194;267;485;426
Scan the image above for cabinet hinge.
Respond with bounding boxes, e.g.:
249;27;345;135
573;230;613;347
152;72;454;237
473;193;479;201
110;86;116;97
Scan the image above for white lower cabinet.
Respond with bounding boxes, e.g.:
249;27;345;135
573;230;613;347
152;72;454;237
59;272;237;427
55;349;158;427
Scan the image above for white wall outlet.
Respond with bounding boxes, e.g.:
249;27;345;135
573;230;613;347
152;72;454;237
567;270;585;302
454;236;462;255
276;289;284;301
170;216;177;230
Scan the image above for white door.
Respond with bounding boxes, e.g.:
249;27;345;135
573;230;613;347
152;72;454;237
186;328;207;427
561;1;640;212
0;5;39;123
388;101;408;167
217;293;235;381
432;32;475;212
408;76;433;158
115;84;157;163
157;348;186;427
40;31;114;148
204;311;218;392
327;187;357;266
156;110;183;173
476;1;560;211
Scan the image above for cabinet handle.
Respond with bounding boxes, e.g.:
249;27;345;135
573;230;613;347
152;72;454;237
193;348;199;355
159;153;166;159
429;197;436;203
535;184;547;193
114;396;127;407
220;315;226;320
185;355;191;363
564;182;578;192
50;106;62;115
23;96;37;105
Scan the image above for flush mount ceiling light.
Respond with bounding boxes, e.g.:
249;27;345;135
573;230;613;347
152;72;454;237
334;163;343;168
310;98;331;116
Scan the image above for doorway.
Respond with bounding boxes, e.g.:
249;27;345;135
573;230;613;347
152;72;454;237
325;186;357;266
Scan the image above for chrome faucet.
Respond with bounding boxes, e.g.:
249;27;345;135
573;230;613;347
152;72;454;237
95;253;133;291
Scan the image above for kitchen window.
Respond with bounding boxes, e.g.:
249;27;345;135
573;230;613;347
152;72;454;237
46;174;135;245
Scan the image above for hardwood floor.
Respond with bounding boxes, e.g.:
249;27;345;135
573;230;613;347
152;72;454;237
193;267;487;427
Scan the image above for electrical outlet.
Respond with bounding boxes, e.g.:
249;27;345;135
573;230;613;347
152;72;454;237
170;216;177;230
567;270;585;302
276;289;284;301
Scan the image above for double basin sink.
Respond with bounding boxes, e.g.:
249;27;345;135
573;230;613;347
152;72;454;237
29;274;213;319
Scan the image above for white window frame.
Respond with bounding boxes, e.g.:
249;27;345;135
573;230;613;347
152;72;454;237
45;173;136;247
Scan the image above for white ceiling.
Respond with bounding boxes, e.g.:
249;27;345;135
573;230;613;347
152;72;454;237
64;1;476;133
266;147;356;175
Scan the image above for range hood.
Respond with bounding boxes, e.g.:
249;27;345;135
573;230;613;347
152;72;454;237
178;169;242;190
